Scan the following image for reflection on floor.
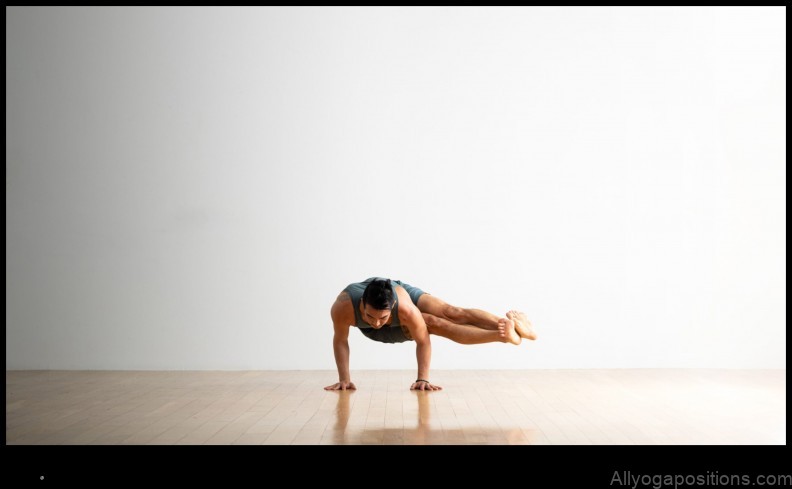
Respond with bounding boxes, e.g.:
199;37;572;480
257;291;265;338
6;369;786;444
325;389;534;445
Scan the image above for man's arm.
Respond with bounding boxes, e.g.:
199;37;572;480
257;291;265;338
325;293;356;391
400;305;442;391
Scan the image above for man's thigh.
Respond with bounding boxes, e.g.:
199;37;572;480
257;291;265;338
416;293;454;319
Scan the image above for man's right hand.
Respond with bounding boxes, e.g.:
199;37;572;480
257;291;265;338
324;381;356;391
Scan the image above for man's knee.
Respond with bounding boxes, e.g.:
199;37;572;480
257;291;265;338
443;305;466;322
422;313;439;334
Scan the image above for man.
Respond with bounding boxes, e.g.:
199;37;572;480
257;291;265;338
325;277;536;392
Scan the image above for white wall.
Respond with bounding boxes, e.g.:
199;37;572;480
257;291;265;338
6;7;785;370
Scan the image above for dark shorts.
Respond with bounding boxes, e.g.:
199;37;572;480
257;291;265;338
391;279;427;306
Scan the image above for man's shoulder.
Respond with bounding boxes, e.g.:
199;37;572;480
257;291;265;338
331;291;354;324
394;287;419;316
394;284;411;300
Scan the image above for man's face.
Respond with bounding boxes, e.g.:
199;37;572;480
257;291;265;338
362;304;392;329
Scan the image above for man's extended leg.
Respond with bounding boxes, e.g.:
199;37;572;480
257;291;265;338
422;313;520;345
417;294;536;340
417;294;506;330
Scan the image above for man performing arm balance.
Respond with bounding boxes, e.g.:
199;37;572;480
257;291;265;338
325;277;536;392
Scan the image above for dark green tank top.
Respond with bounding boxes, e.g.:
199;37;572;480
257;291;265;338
343;277;401;329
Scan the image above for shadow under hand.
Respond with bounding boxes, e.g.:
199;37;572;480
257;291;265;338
325;389;535;445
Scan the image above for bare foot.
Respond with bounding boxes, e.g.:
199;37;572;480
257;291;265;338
497;317;521;345
507;310;537;340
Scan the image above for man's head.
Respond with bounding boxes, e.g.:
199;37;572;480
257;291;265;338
361;278;395;328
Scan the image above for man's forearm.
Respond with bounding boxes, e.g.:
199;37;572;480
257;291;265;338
333;340;351;382
415;341;431;380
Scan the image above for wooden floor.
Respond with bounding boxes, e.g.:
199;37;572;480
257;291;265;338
5;369;785;445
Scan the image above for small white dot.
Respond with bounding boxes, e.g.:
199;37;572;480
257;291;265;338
40;476;44;480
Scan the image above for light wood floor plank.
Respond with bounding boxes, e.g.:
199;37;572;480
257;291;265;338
6;369;785;445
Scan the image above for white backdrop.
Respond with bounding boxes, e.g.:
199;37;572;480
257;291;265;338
6;7;785;370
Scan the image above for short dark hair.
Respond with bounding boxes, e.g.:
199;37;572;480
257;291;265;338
362;278;395;310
